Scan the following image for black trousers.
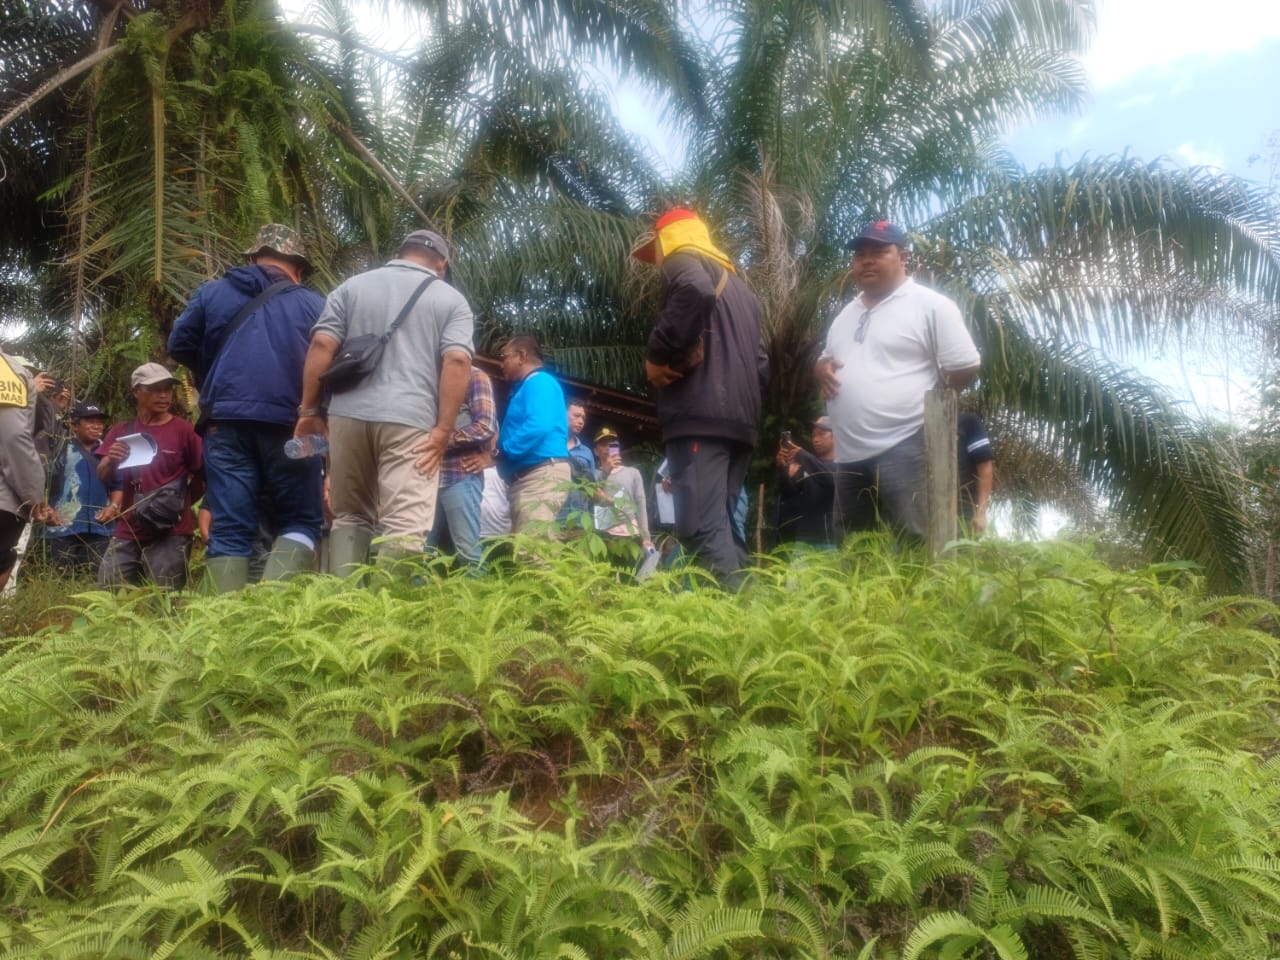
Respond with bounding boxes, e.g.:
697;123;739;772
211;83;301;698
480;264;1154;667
0;510;24;575
665;436;752;591
47;533;111;576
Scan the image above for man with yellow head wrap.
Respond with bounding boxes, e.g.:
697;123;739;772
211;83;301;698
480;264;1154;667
631;208;769;590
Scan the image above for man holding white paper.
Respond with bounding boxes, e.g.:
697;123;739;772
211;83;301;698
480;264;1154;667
96;363;204;590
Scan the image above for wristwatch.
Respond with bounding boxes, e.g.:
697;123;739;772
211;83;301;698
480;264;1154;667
297;406;324;417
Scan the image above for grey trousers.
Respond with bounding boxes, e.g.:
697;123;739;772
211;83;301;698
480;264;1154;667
665;437;752;591
832;430;928;541
98;535;192;590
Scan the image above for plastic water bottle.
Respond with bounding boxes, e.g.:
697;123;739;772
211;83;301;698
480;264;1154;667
284;434;329;459
636;544;662;581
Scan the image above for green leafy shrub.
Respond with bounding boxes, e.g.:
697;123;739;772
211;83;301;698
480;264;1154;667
1;537;1278;958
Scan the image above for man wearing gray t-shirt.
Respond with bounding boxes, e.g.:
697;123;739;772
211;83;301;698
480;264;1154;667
296;229;473;573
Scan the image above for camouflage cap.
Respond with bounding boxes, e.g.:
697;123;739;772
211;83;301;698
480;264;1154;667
243;223;313;271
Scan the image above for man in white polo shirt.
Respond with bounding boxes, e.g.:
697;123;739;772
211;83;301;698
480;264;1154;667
814;221;981;541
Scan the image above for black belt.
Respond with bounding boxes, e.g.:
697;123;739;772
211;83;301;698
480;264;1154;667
512;457;569;482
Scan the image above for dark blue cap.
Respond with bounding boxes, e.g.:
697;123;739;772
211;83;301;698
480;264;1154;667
846;220;908;250
71;401;106;420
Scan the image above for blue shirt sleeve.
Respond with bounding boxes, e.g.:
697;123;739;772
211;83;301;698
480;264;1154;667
168;284;209;377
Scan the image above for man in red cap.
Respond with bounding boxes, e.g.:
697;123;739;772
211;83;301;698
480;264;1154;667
814;221;981;541
631;207;769;590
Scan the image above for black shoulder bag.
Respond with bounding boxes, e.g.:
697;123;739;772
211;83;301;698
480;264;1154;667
320;275;436;394
125;420;190;536
195;279;293;432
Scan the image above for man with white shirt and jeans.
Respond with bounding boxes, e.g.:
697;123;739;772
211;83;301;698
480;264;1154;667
814;221;981;541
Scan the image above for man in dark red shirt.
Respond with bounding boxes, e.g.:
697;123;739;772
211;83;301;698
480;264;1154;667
96;363;204;590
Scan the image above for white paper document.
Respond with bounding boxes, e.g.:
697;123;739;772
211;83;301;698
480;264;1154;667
654;459;675;524
116;432;158;470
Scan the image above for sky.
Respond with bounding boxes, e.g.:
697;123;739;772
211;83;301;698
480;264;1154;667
1003;0;1280;421
606;0;1280;422
1006;0;1280;183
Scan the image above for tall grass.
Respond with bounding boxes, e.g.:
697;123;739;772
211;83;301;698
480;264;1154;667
1;536;1278;958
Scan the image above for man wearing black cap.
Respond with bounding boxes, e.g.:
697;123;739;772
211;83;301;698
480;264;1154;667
297;228;473;574
814;221;980;541
590;427;652;553
40;400;114;574
169;223;327;592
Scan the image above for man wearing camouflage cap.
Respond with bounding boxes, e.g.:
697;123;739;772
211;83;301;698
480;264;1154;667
169;223;327;591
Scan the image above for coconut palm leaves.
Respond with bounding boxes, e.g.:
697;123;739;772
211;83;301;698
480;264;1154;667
612;0;1280;590
1;0;690;398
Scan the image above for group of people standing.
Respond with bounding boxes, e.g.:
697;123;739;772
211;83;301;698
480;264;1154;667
0;210;988;596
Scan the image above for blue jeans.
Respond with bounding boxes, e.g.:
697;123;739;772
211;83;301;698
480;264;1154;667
204;421;324;559
427;474;483;569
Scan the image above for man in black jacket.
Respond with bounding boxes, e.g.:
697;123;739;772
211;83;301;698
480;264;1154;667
631;207;768;589
776;416;836;548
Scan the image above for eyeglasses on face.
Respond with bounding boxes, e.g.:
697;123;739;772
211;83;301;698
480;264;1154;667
854;310;871;343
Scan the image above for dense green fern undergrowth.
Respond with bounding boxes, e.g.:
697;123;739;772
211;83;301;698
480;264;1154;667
2;537;1280;959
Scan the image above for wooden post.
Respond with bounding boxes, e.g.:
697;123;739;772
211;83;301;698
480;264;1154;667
923;388;958;562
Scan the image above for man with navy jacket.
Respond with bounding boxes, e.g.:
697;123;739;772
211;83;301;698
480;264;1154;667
169;224;326;591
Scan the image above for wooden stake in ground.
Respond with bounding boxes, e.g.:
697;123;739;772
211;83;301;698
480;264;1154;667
924;388;958;562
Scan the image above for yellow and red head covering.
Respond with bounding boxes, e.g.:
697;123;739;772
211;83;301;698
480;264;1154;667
630;208;736;273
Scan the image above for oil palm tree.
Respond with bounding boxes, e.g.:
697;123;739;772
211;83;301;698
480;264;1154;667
7;0;1280;587
459;0;1280;589
0;0;697;400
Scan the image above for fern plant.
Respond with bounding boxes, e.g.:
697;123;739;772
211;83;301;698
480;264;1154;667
2;538;1279;958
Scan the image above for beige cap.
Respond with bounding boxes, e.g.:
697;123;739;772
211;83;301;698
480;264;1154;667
131;362;177;388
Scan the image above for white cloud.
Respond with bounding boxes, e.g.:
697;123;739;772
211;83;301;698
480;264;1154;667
1086;0;1280;88
1115;93;1155;111
1067;118;1091;143
1174;141;1227;169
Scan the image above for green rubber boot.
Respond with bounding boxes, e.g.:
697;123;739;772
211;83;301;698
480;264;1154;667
373;539;420;582
327;527;373;578
205;556;250;594
262;537;315;582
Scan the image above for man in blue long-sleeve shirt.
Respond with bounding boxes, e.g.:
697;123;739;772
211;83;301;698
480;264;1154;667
495;335;569;536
